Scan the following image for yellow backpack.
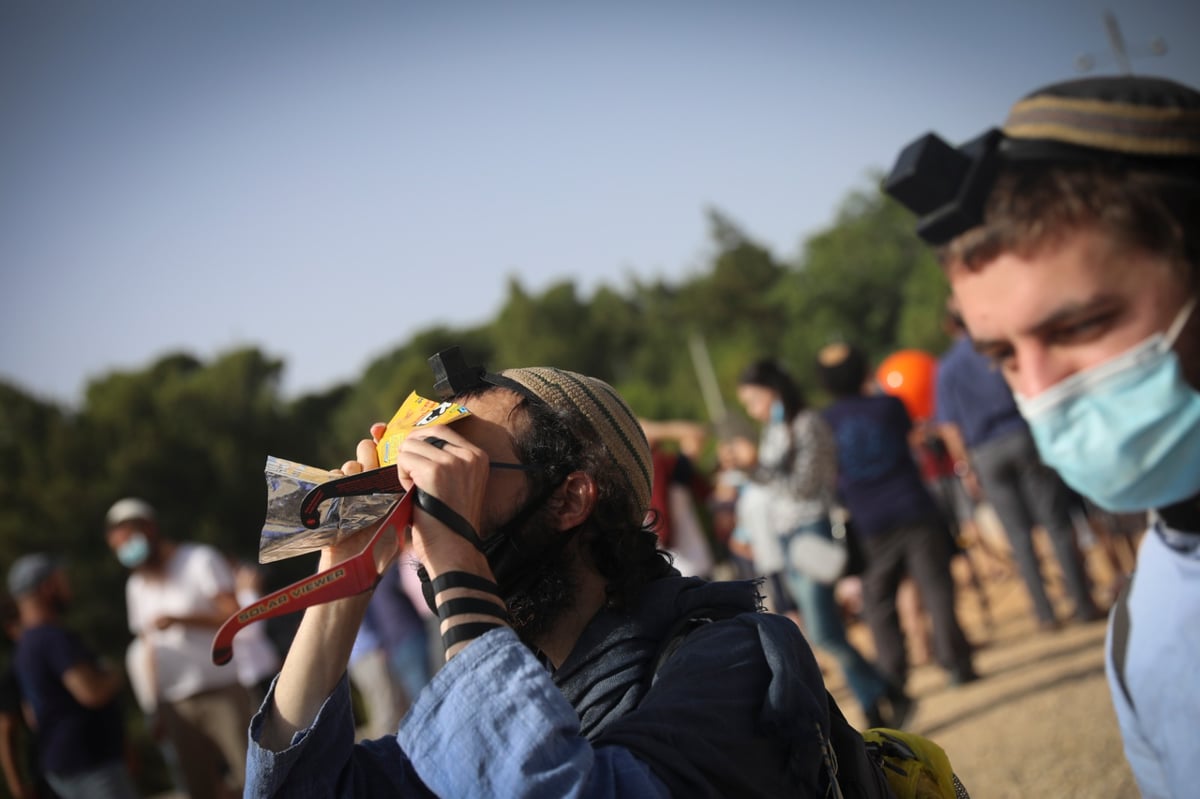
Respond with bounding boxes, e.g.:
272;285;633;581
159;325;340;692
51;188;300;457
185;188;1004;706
860;728;970;799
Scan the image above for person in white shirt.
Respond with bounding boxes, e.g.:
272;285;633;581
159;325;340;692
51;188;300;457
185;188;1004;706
105;498;253;799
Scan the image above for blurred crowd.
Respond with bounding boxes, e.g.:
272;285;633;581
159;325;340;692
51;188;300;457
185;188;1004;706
642;329;1137;732
1;498;433;799
1;327;1140;799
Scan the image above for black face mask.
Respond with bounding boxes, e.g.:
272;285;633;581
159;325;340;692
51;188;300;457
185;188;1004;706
417;479;564;615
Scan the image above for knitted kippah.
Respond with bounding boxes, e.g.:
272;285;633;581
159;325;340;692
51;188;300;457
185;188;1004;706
498;367;653;524
1004;76;1200;159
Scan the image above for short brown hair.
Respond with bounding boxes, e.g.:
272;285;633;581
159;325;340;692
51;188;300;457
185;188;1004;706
942;163;1200;283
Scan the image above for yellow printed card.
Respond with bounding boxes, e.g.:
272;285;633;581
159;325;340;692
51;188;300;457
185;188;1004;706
375;391;472;466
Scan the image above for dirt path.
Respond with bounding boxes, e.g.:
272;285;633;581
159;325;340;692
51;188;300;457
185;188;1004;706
824;546;1138;798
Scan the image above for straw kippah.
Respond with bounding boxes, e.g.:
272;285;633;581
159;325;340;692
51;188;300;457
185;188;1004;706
1004;76;1200;159
498;367;653;524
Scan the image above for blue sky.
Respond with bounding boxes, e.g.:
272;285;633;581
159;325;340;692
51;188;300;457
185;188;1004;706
2;1;1197;406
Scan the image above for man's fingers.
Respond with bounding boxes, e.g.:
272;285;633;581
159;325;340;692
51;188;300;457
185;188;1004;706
340;459;364;475
357;437;381;469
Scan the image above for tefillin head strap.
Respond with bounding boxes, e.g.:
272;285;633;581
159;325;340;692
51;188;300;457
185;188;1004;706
428;346;540;404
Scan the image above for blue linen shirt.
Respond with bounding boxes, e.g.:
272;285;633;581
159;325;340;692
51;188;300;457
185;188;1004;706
1106;522;1200;799
246;627;673;798
246;573;840;799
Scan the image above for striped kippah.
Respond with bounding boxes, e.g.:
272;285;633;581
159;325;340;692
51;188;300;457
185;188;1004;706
497;367;652;525
1004;76;1200;159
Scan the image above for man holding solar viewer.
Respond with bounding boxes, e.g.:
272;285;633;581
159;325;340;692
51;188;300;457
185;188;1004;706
243;351;898;797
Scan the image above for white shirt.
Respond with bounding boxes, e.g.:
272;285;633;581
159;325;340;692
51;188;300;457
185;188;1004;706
126;542;241;703
232;585;282;689
1106;522;1200;799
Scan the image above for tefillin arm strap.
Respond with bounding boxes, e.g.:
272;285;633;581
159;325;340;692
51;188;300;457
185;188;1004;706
413;483;484;550
412;482;511;657
410;444;509;655
430;570;509;656
424;346;520;657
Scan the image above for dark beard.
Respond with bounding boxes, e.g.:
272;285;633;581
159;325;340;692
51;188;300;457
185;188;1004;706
48;592;69;616
496;503;581;649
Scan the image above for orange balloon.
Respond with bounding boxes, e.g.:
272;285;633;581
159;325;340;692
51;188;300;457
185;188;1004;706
876;350;938;421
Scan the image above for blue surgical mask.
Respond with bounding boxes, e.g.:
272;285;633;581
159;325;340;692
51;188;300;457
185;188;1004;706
769;400;785;423
1015;299;1200;512
117;532;151;569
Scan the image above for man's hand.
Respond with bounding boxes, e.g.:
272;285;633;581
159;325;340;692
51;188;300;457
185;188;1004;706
393;428;494;580
316;422;394;571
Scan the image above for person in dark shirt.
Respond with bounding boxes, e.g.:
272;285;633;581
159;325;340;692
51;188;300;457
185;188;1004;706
1;598;57;799
7;555;136;799
817;343;978;688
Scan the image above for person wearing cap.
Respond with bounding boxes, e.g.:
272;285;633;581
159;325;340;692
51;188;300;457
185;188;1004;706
245;353;894;798
104;499;252;798
7;554;136;799
884;75;1200;798
0;597;45;799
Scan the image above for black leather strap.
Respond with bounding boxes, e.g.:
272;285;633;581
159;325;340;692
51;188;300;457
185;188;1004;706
442;621;504;650
414;489;483;550
1158;495;1200;536
429;570;499;596
436;596;508;622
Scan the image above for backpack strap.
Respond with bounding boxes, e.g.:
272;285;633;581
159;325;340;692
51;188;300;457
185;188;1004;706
650;612;724;687
649;612;890;799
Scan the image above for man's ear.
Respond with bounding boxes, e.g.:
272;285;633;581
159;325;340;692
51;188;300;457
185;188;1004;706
555;472;597;531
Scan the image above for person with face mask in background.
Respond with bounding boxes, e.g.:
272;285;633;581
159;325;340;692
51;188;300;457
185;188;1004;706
885;74;1200;799
8;554;136;799
104;499;252;799
244;352;897;799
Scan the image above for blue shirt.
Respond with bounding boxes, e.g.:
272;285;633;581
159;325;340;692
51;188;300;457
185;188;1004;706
822;394;937;536
935;336;1027;450
1106;522;1200;799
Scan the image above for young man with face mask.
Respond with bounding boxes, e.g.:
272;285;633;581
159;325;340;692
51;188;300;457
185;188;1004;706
8;554;136;799
104;498;253;798
885;75;1200;799
245;356;897;798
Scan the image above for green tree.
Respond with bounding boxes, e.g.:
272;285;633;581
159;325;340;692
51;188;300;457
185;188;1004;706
777;177;949;389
